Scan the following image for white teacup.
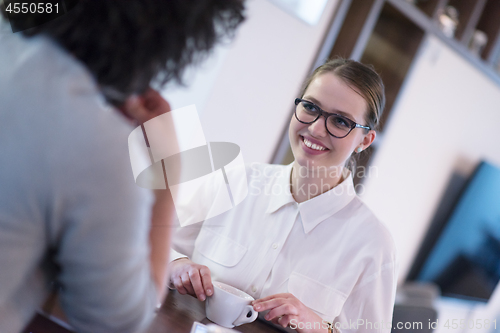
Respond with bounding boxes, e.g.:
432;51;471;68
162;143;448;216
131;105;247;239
205;281;258;328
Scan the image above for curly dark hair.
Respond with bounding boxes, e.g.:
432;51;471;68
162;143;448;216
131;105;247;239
1;0;245;105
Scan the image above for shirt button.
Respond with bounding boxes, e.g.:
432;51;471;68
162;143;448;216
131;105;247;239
272;243;278;249
251;286;257;293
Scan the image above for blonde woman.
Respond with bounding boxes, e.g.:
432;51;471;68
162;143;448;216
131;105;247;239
169;59;397;333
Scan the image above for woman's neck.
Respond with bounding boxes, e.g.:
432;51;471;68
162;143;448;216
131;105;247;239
290;161;345;203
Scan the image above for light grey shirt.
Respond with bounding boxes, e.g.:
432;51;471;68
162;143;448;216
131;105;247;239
0;24;157;332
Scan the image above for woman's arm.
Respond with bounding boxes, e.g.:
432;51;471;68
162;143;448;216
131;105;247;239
149;189;175;304
332;264;397;333
252;261;397;333
121;88;174;304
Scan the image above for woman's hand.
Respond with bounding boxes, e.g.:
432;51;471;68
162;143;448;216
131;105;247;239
168;258;213;301
252;293;328;333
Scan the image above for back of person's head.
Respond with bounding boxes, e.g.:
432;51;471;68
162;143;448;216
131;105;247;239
1;0;245;105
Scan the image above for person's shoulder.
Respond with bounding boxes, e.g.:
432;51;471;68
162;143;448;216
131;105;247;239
0;32;134;176
346;196;398;263
0;33;122;135
1;33;92;91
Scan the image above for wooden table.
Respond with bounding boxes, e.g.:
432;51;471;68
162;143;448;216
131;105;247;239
147;290;285;333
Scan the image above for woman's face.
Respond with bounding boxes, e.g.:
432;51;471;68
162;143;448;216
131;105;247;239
289;72;375;172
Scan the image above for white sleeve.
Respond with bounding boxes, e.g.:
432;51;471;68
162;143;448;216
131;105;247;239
169;248;189;262
170;220;204;262
333;262;398;333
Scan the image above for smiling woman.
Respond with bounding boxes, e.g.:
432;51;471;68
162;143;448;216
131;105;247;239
168;59;397;333
289;59;383;202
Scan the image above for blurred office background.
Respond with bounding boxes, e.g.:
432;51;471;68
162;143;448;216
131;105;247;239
164;0;500;331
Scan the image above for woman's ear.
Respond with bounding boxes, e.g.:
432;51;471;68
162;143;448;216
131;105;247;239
359;130;376;151
122;88;171;125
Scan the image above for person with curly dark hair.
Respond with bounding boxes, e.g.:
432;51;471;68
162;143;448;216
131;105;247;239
0;1;245;332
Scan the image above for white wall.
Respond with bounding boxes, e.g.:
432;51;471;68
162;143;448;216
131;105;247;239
164;0;341;163
361;35;500;284
163;45;231;117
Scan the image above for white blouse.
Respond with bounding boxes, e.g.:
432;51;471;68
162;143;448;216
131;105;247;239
170;162;398;332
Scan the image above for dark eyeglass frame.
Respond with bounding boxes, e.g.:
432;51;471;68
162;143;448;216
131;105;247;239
294;98;371;139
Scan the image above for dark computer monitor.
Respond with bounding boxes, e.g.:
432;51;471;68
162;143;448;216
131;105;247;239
407;161;500;302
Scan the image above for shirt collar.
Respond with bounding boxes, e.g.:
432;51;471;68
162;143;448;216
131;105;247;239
266;163;357;234
265;163;296;214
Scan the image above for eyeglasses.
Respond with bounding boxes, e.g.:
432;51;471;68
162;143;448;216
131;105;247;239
294;98;371;139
